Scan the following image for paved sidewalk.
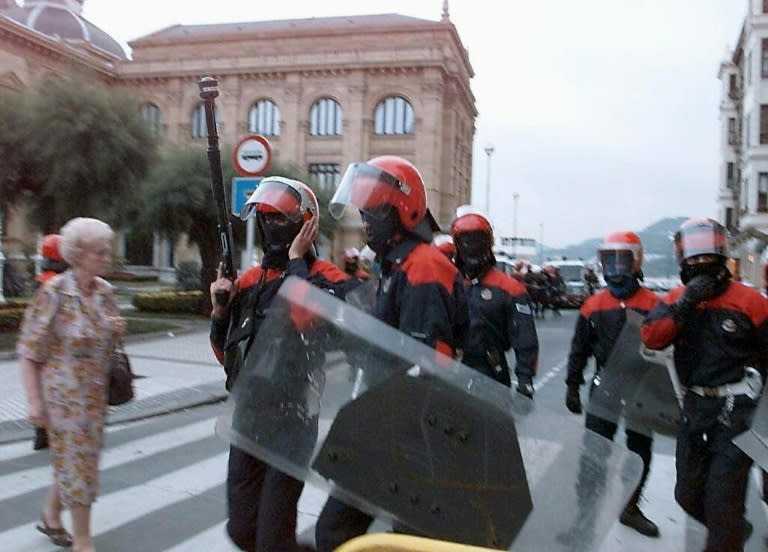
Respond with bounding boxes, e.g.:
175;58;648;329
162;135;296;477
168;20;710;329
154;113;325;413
0;324;227;444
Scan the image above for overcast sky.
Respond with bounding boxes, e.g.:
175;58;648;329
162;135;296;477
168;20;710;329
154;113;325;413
80;0;746;248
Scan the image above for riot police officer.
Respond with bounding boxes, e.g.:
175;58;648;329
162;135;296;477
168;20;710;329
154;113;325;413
565;230;662;537
210;177;358;552
450;207;538;396
316;155;468;552
642;217;768;551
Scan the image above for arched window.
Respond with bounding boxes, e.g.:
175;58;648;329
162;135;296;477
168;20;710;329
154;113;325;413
249;99;281;136
309;97;343;136
191;102;220;138
139;103;163;136
374;96;414;135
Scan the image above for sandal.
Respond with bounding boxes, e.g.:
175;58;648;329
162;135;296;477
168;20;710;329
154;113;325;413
36;514;73;547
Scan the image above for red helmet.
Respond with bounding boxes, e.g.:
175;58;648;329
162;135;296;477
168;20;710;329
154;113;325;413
41;234;63;262
598;230;643;277
240;176;318;223
450;211;493;241
674;218;728;265
330;156;427;230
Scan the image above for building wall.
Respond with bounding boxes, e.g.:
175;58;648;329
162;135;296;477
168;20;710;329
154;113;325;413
1;10;476;270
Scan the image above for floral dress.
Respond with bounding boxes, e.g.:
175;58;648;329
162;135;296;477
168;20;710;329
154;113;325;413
16;270;119;507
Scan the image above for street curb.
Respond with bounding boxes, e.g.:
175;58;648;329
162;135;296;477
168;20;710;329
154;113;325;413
0;382;227;445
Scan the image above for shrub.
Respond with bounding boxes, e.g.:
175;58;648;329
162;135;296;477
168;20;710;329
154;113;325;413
0;307;25;331
132;290;204;313
176;261;202;291
104;271;159;282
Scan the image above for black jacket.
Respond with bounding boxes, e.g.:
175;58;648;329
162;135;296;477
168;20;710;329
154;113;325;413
641;280;768;387
566;286;660;387
463;267;539;385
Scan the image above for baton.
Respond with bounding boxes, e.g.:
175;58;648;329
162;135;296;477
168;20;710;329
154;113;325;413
198;76;236;306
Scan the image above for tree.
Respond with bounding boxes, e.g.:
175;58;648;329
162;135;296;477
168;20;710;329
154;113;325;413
139;146;339;313
22;74;158;232
0;90;32;228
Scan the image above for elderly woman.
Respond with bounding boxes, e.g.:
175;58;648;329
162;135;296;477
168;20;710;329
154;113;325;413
17;217;125;552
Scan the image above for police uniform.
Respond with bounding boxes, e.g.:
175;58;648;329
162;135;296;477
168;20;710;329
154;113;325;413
315;238;468;552
641;279;768;550
462;266;538;387
567;286;660;508
211;256;358;552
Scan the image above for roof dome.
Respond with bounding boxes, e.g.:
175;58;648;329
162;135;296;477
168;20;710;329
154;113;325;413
2;0;126;60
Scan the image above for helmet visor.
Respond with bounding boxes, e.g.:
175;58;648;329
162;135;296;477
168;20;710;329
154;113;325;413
329;163;407;221
240;178;306;222
674;223;728;263
599;250;635;278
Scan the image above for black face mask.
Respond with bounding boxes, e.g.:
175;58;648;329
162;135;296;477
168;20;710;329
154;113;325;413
455;232;493;279
361;210;401;257
259;217;302;269
680;260;731;290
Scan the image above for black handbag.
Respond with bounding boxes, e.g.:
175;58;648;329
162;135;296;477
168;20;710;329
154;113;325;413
108;341;134;406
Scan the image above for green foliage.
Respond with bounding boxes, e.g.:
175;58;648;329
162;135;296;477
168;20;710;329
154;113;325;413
176;261;202;291
131;290;205;313
0;89;33;211
19;74;159;231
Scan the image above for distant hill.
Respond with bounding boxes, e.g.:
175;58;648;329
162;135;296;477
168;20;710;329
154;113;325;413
543;217;688;278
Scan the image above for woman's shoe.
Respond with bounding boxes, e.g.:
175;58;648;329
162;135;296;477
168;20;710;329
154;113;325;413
36;514;73;547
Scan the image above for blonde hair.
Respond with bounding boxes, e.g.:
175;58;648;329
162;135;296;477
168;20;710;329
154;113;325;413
59;217;114;265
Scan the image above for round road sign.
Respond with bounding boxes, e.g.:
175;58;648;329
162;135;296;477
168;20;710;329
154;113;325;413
233;134;272;176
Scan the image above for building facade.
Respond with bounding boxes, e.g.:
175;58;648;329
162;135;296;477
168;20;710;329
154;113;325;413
718;0;768;286
0;0;476;277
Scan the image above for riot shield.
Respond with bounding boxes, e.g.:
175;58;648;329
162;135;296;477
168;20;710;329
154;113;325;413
586;310;681;437
733;383;768;471
216;276;642;550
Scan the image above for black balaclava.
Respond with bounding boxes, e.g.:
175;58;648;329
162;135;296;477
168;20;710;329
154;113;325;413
455;231;494;280
680;258;731;295
361;209;402;257
258;215;303;270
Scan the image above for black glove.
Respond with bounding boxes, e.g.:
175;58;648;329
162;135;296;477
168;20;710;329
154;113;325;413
674;274;717;322
565;385;582;414
516;377;535;399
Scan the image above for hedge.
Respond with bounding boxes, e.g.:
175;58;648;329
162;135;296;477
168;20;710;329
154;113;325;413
132;291;205;314
0;307;25;331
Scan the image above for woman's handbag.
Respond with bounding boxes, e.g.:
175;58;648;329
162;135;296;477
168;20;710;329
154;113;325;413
108;341;134;406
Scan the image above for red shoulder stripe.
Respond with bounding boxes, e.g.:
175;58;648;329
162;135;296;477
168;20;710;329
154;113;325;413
310;260;352;283
482;268;528;296
401;243;458;293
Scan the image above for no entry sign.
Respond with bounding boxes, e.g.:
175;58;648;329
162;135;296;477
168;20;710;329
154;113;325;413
232;134;272;177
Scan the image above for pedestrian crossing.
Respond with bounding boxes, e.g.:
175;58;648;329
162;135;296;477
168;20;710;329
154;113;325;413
0;402;765;551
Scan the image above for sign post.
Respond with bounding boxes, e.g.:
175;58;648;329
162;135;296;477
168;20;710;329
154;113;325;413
232;134;272;268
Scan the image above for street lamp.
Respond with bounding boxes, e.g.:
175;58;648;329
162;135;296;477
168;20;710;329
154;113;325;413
484;145;494;216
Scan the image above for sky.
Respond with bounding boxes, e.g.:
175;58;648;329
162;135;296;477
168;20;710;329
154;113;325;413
79;0;747;248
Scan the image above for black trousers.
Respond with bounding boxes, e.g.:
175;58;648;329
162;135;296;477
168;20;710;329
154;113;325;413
585;413;653;507
226;445;306;552
315;496;374;552
674;397;754;552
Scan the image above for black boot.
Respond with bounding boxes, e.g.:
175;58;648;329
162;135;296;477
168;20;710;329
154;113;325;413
33;427;49;451
620;503;659;537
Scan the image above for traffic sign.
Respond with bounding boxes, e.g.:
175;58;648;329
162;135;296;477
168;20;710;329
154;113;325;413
232;134;272;177
231;177;262;217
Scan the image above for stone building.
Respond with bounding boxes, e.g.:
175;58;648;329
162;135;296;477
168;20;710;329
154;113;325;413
0;0;476;278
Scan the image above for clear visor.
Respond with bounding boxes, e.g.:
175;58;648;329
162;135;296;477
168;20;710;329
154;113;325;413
240;178;307;222
675;225;728;263
329;163;407;221
599;250;635;277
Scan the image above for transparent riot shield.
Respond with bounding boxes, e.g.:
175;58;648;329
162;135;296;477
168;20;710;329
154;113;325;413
586;310;681;437
733;384;768;471
216;276;642;550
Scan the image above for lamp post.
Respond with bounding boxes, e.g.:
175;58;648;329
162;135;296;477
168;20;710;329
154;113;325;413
484;145;494;216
